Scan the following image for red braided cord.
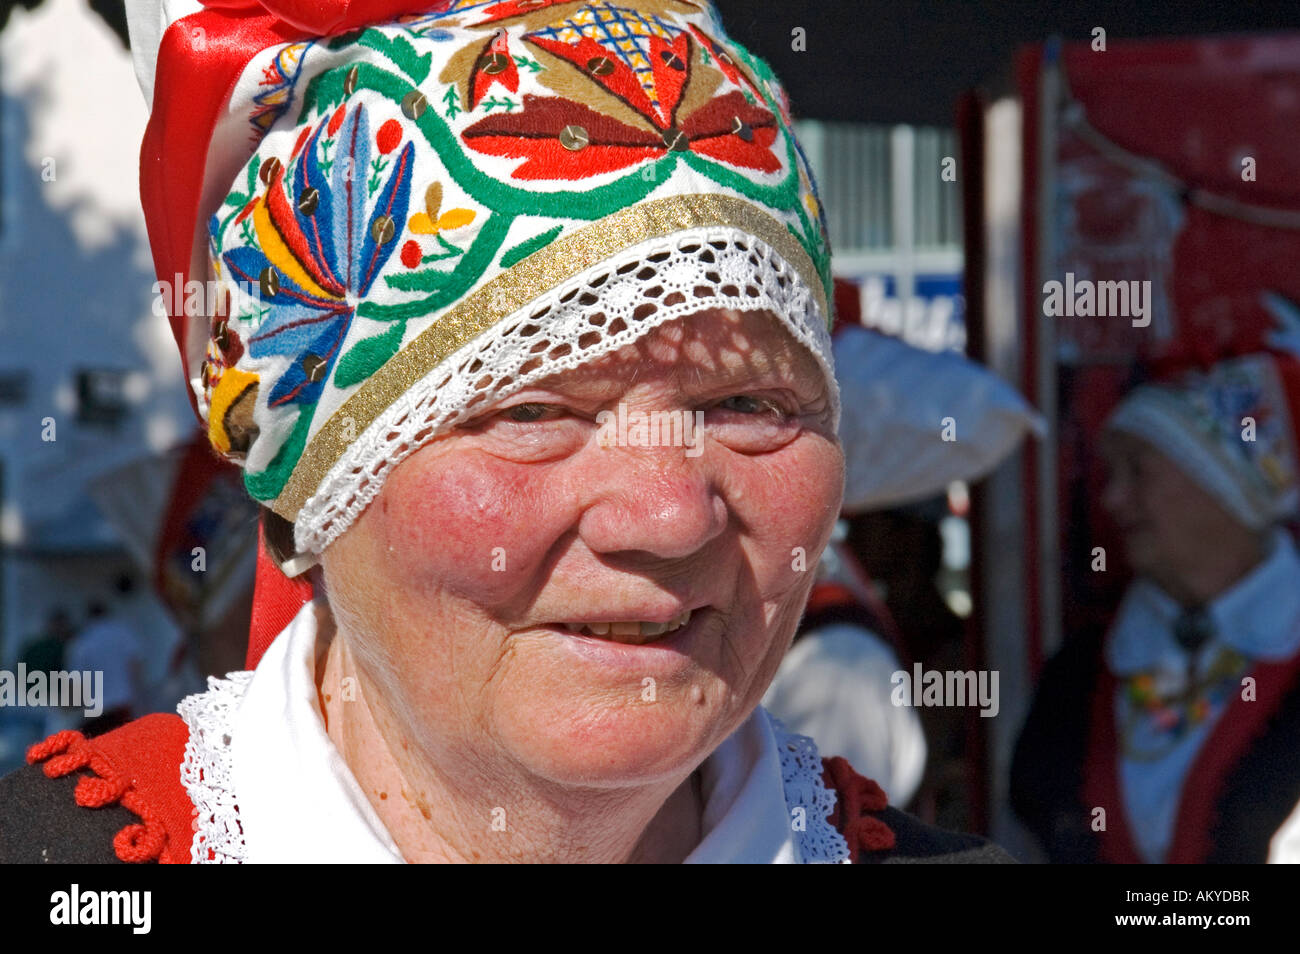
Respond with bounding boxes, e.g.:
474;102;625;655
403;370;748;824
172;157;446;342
822;755;897;861
25;729;84;764
25;731;169;863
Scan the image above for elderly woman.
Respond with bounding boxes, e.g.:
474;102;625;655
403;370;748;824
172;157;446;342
1012;353;1300;863
0;0;1009;864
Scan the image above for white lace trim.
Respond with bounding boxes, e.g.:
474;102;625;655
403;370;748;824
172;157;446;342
177;671;253;865
768;716;852;864
295;227;837;553
176;673;849;863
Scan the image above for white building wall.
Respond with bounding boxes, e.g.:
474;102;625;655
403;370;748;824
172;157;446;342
0;0;193;663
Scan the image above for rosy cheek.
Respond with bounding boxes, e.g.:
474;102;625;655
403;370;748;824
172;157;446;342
756;444;841;533
375;451;568;606
729;442;841;586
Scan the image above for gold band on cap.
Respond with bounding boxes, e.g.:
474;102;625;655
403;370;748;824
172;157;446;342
270;192;826;521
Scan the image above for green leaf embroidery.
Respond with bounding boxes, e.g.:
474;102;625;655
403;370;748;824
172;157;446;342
385;266;456;292
334;321;407;388
442;85;462;118
479;96;517;113
357;29;432;84
499;224;563;269
417;233;465;264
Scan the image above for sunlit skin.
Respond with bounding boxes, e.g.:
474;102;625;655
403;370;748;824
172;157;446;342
1098;430;1270;607
312;307;844;863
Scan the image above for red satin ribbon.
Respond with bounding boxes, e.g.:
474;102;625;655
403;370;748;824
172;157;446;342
140;0;453;407
203;0;454;35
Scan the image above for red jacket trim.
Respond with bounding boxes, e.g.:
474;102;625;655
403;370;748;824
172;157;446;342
26;714;196;864
821;755;897;861
24;716;888;864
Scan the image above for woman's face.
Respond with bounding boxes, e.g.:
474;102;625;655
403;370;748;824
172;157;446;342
320;307;843;790
1099;429;1249;583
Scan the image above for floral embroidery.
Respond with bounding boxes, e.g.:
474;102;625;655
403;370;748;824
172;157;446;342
251;42;312;139
468;29;520;108
221;103;415;408
201;5;830;522
1120;646;1251;761
443;3;781;179
399;182;477;270
464;88;777;180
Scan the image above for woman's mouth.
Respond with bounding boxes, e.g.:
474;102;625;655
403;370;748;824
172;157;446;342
557;609;693;645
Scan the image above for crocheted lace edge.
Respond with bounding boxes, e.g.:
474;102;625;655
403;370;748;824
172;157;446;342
292;225;838;554
177;671;254;864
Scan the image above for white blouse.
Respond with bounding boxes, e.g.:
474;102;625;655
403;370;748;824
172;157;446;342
178;601;852;864
1105;530;1300;863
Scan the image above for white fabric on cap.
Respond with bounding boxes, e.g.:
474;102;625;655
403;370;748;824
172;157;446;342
1106;393;1272;530
125;0;205;106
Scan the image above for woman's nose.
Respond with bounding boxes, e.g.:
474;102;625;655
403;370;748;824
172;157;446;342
576;445;728;561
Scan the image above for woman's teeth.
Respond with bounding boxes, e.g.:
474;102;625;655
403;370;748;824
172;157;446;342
562;610;692;644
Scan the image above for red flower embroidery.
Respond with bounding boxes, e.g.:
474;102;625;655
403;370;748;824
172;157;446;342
327;105;347;137
376;119;404;155
462;91;779;181
400;239;422;269
469;29;519;109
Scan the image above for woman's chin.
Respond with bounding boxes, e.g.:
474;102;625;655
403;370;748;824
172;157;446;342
495;690;739;788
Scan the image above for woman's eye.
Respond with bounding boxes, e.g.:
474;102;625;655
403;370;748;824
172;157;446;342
502;402;561;423
705;394;802;453
457;401;586;462
716;394;780;415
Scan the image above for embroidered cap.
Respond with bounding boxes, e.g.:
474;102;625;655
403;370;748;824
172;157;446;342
130;0;837;558
1104;353;1300;531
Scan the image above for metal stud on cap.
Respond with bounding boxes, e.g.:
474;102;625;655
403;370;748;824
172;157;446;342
297;187;320;215
401;89;428;120
480;52;510;75
371;214;396;244
662;127;689;151
302;353;327;383
559;125;589;150
258;157;283;185
659;49;686;71
259;266;280;299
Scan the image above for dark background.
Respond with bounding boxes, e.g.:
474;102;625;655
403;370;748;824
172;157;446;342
7;0;1300;124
